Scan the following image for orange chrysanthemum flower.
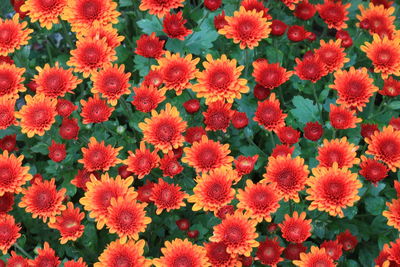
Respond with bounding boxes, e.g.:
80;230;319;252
64;258;87;267
135;32;165;59
67;37;116;78
257;237;284;266
0;96;17;130
361;34;400;79
6;251;29;266
34;62;81;98
0;63;25;98
78;24;124;49
316;0;350;30
19;178;66;223
203;101;234;132
79;173;136;229
188;167;236;213
139;103;187;153
293;246;335;267
205;241;240;267
219;7;271;49
193;54;248;104
366;125;400;171
357;3;396;37
15;94;57;138
278;212;312;243
252;60;292;90
237;180;280;222
94;239;151;267
80;94;114;124
0;214;20;254
210;211;259;256
48;202;85;244
131;84;165;113
106;195;151;242
153;238;209;267
91;64;131;106
78;137;122;172
0;14;32;56
254;93;287;132
0;150;31;196
62;0;120;33
330;67;378;111
383;198;400;231
154;52;199;95
139;0;185;18
315;39;349;73
280;0;301;10
317;137;360;168
124;142;159;179
379;76;400;97
294;55;327;83
150;178;188;215
262;155;309;202
329;104;362;130
306;164;362;217
20;0;67;29
182;135;234;173
29;242;60;267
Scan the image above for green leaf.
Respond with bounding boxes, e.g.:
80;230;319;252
290;96;319;125
184;17;219;55
365;196;385;216
388;101;400;110
31;143;49;155
137;18;163;35
119;0;133;7
343;206;358;219
133;55;152;77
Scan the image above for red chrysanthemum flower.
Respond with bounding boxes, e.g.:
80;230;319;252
155;51;199;95
283;243;307;261
7;251;29;267
293;246;335;267
294;55;327;83
193;54;249;104
210;211;259;256
316;0;350;30
219;7;271;49
262;155;309;202
336;230;358;251
137;180;154;203
270;19;287;36
59;117;79;140
277;126;300;145
306;164;362;217
303;121;323;141
361;123;379;139
380;76;400;97
79;137;121;172
183;99;200;114
0;134;17;152
214;11;228;31
182;135;234;173
0;214;20;254
143;69;164;88
279;211;312;243
385;197;400;231
135;32;165;59
203;101;234;132
287;25;309;42
366;125;400;171
67;37;117;78
131;84;165;113
321;240;343;261
357;3;395;37
237;180;280;222
234;155;258;176
0;150;32;196
0;192;14;214
64;258;87;267
62;0;120;33
205;241;240;267
317;137;360;168
91;64;131;106
48;202;85;244
139;0;184;18
216;205;235;220
48;140;66;162
375;244;396;267
188;167;236;213
56;99;77;117
330;67;378;111
390;117;400;131
0;96;16;130
162;11;192;40
0;14;32;56
106;194;151;242
252;60;293;90
329;104;362;129
294;0;316;20
15;94;57;138
124;142;160;179
361;34;400;79
254;93;287;132
0;55;13;64
315;39;349;73
205;0;222;11
79;173;136;229
185;126;207;144
29;242;60;267
94;239;151;267
80;94;115;124
71;169;100;191
256;237;284;266
20;0;66;29
150;178;188;215
280;0;301;10
241;0;271;19
0;63;25;98
359;155;388;185
139;103;187;153
153;239;208;267
232;111;248;129
78;24;124;49
18;178;66;223
160;151;183;177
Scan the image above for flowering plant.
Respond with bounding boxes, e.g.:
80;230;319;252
0;0;399;266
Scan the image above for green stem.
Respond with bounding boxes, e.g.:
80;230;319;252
14;244;32;259
270;132;276;148
60;20;74;49
289;200;294;214
46;38;53;65
312;83;322;121
244;49;250;77
332;129;336;139
120;98;135;121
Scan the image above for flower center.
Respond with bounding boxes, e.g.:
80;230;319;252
0;165;13;186
0;27;13;44
31;108;49;125
160;188;173;203
207;182;224;200
35;190;54;209
82;0;101;20
225;225;243;243
104;75;122;93
156;123;175;142
277;169;295;187
0;73;12;94
325;180;343;196
166;65;185;81
198;148;218;168
45;73;64;92
210;70;231;90
83;46;101;65
173;256;192;267
40;0;57;9
118;210;134;228
380;139;399;157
